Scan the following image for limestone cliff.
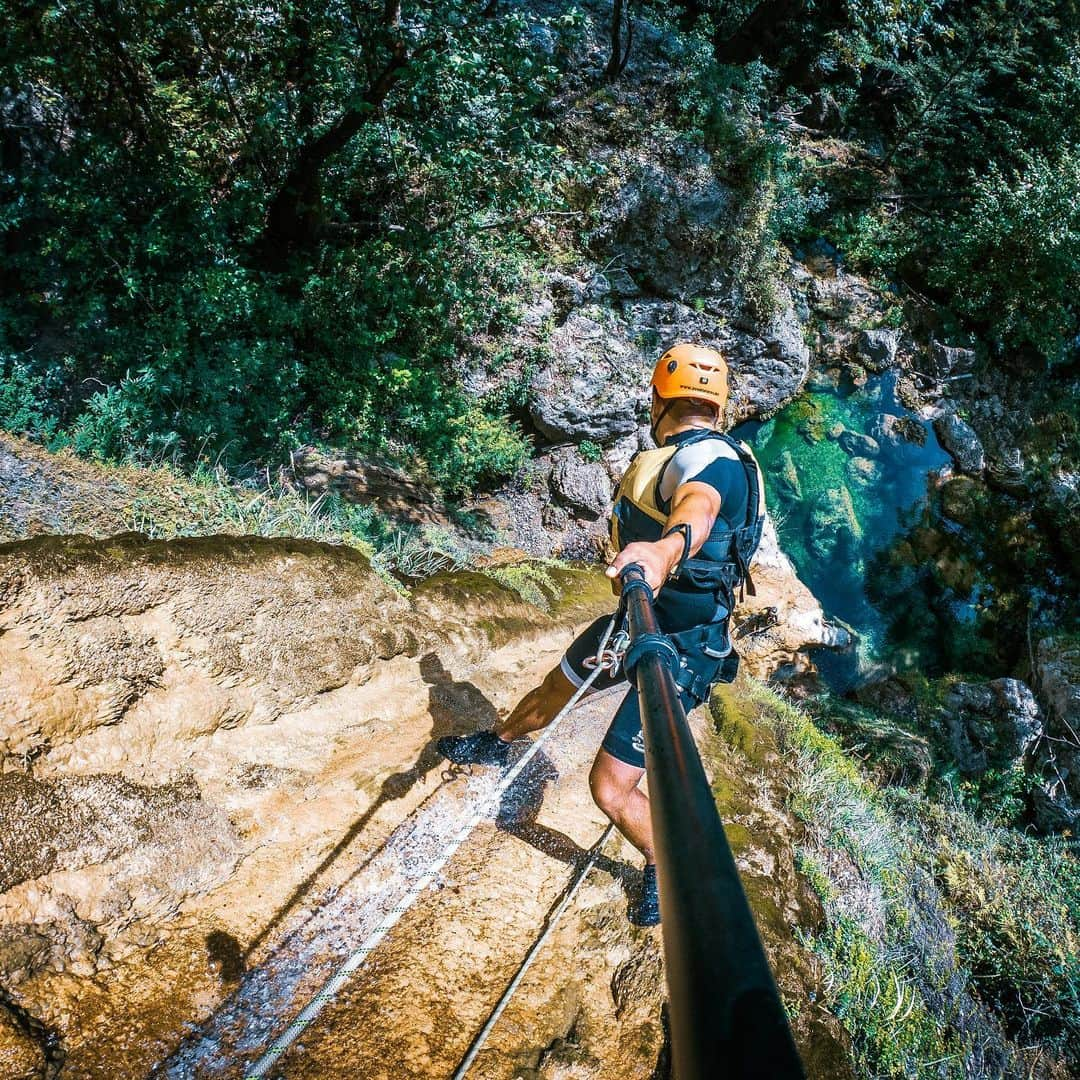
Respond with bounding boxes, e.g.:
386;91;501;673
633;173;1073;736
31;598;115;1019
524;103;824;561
0;529;845;1078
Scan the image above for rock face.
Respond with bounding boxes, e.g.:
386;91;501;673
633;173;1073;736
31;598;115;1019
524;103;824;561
0;530;850;1076
933;412;986;475
549;448;612;519
736;516;852;681
528;313;645;442
293;448;445;524
1032;636;1080;831
856;328;899;372
593;157;732;297
945;679;1043;774
527;294;811;450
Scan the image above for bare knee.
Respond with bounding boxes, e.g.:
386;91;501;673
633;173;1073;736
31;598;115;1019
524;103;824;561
589;757;633;817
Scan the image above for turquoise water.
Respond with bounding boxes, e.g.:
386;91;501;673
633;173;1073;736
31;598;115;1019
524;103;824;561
732;371;952;690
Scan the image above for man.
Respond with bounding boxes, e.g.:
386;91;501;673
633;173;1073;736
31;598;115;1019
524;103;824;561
438;343;765;925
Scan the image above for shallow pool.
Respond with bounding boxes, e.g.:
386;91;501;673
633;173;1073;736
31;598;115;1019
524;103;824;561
733;370;952;690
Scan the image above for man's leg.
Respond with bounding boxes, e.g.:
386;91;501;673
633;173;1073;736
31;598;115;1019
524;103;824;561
494;664;579;742
589;746;660;926
589;685;661;925
588;749;653;862
437;613;623;766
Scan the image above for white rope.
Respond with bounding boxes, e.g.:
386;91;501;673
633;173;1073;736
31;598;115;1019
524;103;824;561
243;615;621;1078
451;822;616;1079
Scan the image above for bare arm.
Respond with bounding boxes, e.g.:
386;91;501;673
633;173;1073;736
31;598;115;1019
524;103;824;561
606;481;722;594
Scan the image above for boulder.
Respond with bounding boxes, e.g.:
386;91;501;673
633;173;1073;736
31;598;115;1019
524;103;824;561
528;314;644;442
986;446;1028;495
871;412;928;461
732;515;852;681
549;449;612;520
827;422;845;440
292;448;445;524
769;449;802;501
933;412;985;475
592;158;734;296
939;475;982;525
856;329;899;372
846;456;880;488
929;342;977;379
945;678;1042;774
838;430;880;458
725;294;813;421
809;486;862;560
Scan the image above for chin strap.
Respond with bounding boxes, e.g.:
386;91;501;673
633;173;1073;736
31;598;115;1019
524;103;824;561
649;399;678;444
662;522;692;580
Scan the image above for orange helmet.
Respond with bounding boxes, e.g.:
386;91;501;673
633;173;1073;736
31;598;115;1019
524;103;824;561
651;343;728;415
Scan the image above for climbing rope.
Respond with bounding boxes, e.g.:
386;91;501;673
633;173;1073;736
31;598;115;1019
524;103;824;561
450;822;616;1079
244;614;626;1079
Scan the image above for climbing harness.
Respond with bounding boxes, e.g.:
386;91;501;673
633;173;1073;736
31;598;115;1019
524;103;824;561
610;429;767;616
243;615;626;1079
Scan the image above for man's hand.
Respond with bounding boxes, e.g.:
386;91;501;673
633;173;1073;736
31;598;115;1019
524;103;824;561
606;537;683;595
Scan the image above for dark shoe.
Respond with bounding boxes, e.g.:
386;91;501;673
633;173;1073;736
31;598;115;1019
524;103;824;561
437;730;512;767
630;864;661;926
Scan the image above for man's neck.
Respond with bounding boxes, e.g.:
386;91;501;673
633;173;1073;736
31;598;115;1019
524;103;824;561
656;419;717;444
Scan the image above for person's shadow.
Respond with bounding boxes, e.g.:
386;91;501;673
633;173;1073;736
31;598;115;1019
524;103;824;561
496;748;629;892
242;652;495;963
239;652;629;968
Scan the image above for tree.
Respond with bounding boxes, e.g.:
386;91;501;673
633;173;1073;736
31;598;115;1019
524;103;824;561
1;0;573;485
605;0;634;81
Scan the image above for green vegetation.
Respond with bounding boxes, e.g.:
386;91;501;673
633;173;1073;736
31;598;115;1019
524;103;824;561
1;1;588;489
737;678;1080;1075
484;559;565;610
578;439;603;463
4;0;1078;490
665;0;1080;364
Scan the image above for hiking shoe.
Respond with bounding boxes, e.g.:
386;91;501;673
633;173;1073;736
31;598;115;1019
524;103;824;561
630;863;661;926
437;730;513;767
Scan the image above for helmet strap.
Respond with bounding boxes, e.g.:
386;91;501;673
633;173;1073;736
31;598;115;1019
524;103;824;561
650;398;677;445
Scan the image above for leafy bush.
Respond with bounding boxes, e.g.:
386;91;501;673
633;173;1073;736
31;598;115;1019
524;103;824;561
578;439;602;463
674;56;827;317
0;359;57;440
3;2;571;492
739;680;1080;1075
927;149;1080;364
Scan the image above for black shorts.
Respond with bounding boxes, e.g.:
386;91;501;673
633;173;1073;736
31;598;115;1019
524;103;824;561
561;613;734;769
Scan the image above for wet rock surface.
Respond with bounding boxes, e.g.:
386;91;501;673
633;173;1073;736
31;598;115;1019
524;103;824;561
933;411;986;475
0;531;845;1077
945;679;1043;774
